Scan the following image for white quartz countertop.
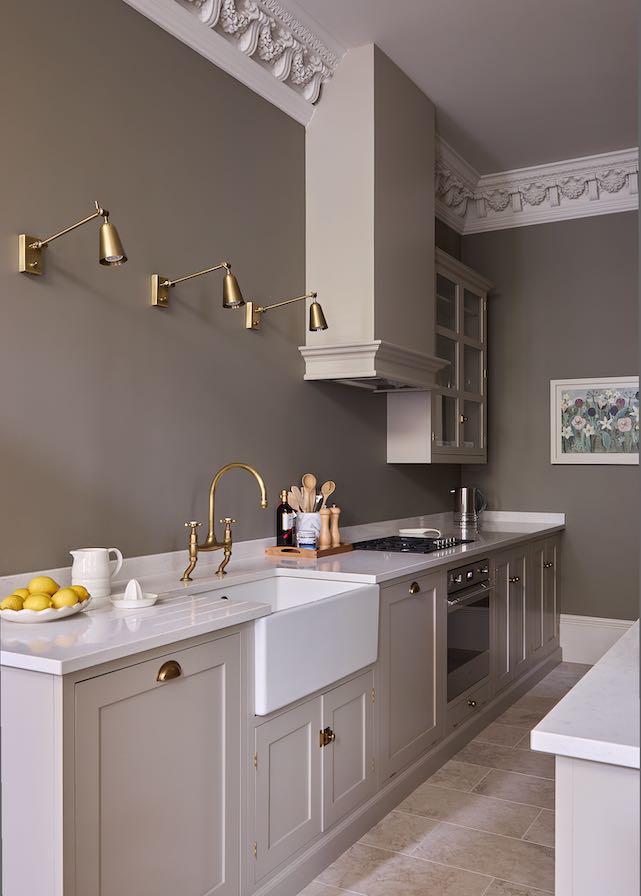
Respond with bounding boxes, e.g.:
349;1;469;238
531;621;639;769
1;512;564;676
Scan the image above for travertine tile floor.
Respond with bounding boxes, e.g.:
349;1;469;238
297;662;591;896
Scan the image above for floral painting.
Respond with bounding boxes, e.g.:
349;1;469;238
550;377;639;465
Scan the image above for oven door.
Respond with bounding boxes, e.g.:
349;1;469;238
447;582;492;703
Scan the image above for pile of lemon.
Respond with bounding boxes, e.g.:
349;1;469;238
0;576;90;612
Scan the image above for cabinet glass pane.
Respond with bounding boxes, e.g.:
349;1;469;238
463;290;482;340
436;275;456;331
462;400;482;450
433;395;458;448
436;335;457;389
463;344;482;394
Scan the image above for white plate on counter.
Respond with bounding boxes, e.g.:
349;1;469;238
0;597;93;624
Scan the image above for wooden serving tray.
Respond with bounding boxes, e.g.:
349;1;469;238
265;544;354;559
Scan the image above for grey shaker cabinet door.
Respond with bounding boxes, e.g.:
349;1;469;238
543;536;561;648
526;540;546;662
322;670;376;830
254;698;322;880
492;549;528;693
74;635;241;896
378;571;444;781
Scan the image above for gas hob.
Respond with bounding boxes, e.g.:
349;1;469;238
352;535;473;554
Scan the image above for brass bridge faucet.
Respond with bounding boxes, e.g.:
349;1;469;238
181;463;268;582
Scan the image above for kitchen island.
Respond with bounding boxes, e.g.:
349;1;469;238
532;620;639;896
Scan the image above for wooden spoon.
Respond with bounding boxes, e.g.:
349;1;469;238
291;485;305;512
301;473;317;512
320;480;336;508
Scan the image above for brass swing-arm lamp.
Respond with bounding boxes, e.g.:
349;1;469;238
245;291;328;331
150;261;244;309
19;200;127;276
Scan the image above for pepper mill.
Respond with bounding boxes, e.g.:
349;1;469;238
330;505;341;547
319;507;332;550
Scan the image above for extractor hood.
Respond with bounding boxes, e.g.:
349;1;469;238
301;45;444;390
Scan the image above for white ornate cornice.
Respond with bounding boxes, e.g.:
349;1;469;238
122;0;344;124
436;139;639;234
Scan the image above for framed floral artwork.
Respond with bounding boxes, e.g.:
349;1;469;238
550;377;639;464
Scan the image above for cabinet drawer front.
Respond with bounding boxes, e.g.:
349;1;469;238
74;635;241;896
254;699;322;880
322;670;376;830
446;681;491;732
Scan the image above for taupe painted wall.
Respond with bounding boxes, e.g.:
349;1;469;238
1;0;458;575
462;213;639;620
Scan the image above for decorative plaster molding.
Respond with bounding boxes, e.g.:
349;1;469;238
436;139;639;234
122;0;344;124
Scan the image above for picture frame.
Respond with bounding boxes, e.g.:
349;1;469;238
550;377;639;464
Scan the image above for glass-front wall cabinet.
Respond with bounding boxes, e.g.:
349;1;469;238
386;249;492;465
432;250;490;461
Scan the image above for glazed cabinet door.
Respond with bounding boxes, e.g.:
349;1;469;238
378;571;445;781
74;635;241;896
492;549;527;693
322;670;376;830
253;698;322;880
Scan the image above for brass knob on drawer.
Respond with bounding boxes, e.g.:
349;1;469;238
409;581;420;594
467;699;477;708
509;576;520;583
156;660;182;682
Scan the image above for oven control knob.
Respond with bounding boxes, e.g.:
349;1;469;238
466;570;474;580
478;566;489;575
453;574;463;584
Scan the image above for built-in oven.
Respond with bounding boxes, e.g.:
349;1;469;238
447;559;492;703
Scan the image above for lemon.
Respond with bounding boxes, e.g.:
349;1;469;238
1;595;24;611
71;585;90;602
51;588;79;609
12;588;29;600
27;576;59;596
23;593;53;611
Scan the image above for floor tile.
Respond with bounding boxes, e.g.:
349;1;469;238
426;760;491;792
318;841;492;896
484;880;553;896
514;732;531;749
473;770;555;810
398;783;540;837
523;809;555;848
494;696;558;729
455;741;555;779
296;882;352;896
359;810;439;854
412;822;555;892
474;721;530;748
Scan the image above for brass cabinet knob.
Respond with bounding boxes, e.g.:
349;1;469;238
509;575;521;583
319;726;336;747
459;414;469;424
467;699;477;708
409;581;421;594
544;561;554;569
156;660;182;682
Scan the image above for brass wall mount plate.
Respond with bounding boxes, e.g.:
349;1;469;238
19;235;44;276
151;273;170;307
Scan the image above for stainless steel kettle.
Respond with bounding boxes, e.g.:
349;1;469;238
450;487;487;530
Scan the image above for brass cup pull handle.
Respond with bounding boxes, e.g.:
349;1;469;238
409;582;421;595
156;660;182;682
509;576;521;583
467;699;477;708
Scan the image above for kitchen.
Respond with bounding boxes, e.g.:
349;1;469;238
0;1;638;895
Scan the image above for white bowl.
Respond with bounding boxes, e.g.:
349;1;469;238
0;596;93;624
109;593;158;609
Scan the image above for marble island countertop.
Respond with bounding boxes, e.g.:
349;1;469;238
531;620;639;769
0;511;565;676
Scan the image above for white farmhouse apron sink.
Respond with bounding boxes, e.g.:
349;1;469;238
217;576;379;715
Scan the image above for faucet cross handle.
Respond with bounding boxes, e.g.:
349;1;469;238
185;520;203;529
220;518;237;526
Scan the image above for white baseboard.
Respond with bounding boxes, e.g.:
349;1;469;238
560;614;636;665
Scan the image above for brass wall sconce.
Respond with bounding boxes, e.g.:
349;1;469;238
245;291;328;331
150;261;243;309
19;200;127;276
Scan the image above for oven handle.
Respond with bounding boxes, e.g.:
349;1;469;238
447;581;493;611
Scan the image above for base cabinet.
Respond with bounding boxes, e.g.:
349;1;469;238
378;571;445;781
74;635;241;896
252;669;375;882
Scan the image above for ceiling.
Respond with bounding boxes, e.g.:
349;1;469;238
293;0;638;174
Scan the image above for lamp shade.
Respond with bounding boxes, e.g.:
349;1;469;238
99;222;127;266
309;300;328;331
222;272;244;308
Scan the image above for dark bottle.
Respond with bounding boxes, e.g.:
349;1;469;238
276;489;295;546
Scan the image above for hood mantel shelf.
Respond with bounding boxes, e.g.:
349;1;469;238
299;340;447;391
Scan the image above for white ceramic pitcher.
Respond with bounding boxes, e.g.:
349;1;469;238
70;547;123;598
